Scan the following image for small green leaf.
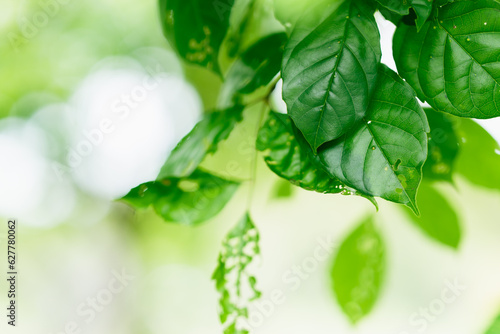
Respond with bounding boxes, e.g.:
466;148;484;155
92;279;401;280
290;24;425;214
423;108;460;182
159;0;235;74
318;65;429;214
282;0;381;152
393;0;500;118
331;215;385;324
403;182;461;248
454;119;500;190
123;169;238;225
484;312;500;333
158;106;244;179
213;213;260;333
375;0;433;31
219;33;287;108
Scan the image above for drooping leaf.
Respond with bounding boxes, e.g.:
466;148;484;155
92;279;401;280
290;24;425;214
159;0;235;74
403;182;461;248
281;0;381;152
454;118;500;190
256;111;379;207
423;108;460;182
123;169;238;225
331;215;385;324
393;0;500;118
318;65;429;214
375;0;433;30
158;106;244;179
484;312;500;333
219;33;287;108
212;213;260;333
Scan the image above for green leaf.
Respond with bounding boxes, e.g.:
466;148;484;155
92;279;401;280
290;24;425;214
484;312;500;333
256;111;379;206
122;169;238;225
318;65;429;214
331;215;385;324
213;213;260;333
281;0;381;152
393;0;500;118
219;33;287;108
423;108;460;182
375;0;433;31
159;0;235;74
158;106;244;179
403;182;461;248
454;118;500;190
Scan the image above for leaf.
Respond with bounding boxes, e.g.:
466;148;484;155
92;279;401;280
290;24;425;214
219;33;287;108
331;215;385;324
281;0;381;152
122;169;238;225
484;312;500;333
375;0;433;31
423;108;460;182
393;0;500;118
256;111;379;206
212;213;260;333
318;65;429;214
159;0;235;74
403;182;461;248
454;118;500;190
158;106;244;179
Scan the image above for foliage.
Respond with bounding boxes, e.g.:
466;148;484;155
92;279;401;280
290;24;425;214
121;0;500;330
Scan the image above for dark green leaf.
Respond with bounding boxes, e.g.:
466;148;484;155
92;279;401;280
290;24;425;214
484;312;500;333
159;0;235;74
213;213;260;333
319;65;429;214
454;118;500;190
158;106;244;179
331;215;385;324
393;0;500;118
423;108;460;182
375;0;433;30
403;182;461;248
282;0;381;152
123;169;238;225
219;33;287;107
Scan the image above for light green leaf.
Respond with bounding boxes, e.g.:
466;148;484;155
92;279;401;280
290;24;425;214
393;0;500;118
403;182;461;248
213;213;260;333
331;215;385;324
122;169;238;225
454;118;500;190
318;65;429;214
423;108;460;182
158;106;244;179
159;0;235;74
484;312;500;333
282;0;381;152
219;33;287;108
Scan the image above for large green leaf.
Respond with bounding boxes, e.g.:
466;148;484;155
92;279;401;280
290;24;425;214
159;0;235;74
123;169;238;225
281;0;381;152
454;118;500;190
423;108;460;182
403;182;461;248
318;65;429;214
485;312;500;333
375;0;433;31
158;106;243;179
331;215;385;324
212;213;260;333
393;0;500;118
219;33;287;108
